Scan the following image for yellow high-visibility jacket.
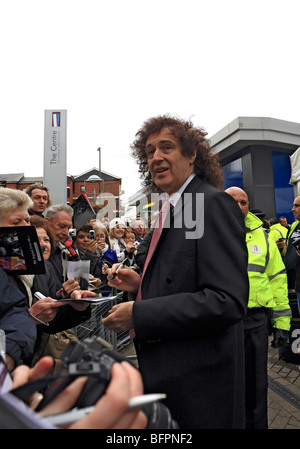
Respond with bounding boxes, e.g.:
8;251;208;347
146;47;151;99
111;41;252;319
245;212;291;331
269;223;288;242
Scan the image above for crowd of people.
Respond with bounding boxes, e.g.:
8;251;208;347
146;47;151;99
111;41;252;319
0;183;148;428
0;114;299;430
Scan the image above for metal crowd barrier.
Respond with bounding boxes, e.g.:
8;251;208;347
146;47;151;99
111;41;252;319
75;292;130;351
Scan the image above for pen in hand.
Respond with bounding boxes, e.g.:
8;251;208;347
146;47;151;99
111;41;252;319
111;258;128;280
45;393;167;427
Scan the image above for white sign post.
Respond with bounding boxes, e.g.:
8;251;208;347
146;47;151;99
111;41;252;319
43;110;67;205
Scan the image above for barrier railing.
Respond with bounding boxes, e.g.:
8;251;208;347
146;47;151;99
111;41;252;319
75;292;130;351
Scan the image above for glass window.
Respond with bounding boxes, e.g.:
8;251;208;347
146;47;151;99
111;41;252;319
272;151;294;224
222;158;243;190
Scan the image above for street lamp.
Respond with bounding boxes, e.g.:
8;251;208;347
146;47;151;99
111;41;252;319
84;174;102;203
97;147;101;178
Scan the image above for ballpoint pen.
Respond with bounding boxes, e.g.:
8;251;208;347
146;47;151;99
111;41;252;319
45;393;167;427
111;258;128;280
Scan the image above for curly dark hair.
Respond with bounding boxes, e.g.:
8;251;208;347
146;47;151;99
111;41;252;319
131;115;224;191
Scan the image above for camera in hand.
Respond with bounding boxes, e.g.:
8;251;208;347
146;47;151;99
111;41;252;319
36;337;178;429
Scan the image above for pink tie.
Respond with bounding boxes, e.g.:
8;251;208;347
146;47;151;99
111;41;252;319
130;201;171;340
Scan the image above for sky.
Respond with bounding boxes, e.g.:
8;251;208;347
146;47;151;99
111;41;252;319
1;0;300;205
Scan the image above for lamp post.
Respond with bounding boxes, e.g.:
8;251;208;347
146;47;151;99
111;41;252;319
84;174;102;204
97;147;101;181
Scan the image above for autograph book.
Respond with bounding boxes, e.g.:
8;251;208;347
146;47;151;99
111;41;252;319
71;194;95;230
0;226;45;274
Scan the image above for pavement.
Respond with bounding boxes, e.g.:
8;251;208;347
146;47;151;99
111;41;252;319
121;336;300;429
268;335;300;429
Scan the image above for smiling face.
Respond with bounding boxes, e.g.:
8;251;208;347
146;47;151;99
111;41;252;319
124;231;135;244
145;128;196;196
36;227;51;260
112;225;125;240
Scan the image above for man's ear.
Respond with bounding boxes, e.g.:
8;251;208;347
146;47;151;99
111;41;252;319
189;151;197;165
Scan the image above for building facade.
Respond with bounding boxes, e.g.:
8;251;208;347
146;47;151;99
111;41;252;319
0;168;122;216
211;117;300;224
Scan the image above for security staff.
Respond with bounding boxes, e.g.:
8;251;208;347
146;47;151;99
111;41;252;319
268;218;288;245
279;197;300;290
226;187;291;429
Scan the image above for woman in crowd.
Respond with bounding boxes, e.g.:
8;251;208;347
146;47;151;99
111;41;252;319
109;218;128;263
123;226;139;269
74;222;118;294
93;222;118;270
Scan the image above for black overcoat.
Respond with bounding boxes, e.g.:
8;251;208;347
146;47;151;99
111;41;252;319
133;176;249;429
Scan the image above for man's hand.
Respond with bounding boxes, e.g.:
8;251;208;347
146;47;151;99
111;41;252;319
102;302;134;333
276;238;287;253
69;289;97;311
107;264;140;293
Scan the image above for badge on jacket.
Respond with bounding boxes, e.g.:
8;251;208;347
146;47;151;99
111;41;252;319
250;244;262;255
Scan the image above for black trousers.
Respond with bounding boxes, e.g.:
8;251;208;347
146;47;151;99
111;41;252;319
243;307;269;429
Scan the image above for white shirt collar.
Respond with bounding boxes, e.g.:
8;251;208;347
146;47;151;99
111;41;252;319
168;173;196;207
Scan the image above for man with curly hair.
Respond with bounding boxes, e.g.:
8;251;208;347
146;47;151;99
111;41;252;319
103;115;249;429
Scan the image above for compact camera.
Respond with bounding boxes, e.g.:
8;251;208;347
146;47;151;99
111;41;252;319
89;230;95;240
134;241;139;248
33;337;178;429
69;228;77;238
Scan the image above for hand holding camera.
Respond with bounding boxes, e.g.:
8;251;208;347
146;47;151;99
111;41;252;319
10;354;147;429
11;337;178;429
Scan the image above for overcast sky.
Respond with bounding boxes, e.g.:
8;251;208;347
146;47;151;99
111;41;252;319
1;0;300;203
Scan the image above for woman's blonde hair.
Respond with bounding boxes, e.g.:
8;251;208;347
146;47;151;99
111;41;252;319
0;187;33;223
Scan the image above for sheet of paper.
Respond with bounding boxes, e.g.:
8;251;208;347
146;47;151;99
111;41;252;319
60;295;117;304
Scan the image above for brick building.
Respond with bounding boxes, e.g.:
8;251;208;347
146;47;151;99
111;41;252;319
0;167;122;215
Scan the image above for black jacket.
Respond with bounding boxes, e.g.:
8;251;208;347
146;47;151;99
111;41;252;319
0;268;36;366
132;176;249;429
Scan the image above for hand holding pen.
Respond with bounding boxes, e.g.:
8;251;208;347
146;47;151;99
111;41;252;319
110;258;129;279
107;259;141;294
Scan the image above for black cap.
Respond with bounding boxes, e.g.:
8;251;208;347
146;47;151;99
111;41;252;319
250;208;265;218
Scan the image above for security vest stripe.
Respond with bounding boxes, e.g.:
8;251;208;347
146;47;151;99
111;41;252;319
248;264;265;273
268;268;287;281
273;309;292;317
273;228;284;238
263;230;270;268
